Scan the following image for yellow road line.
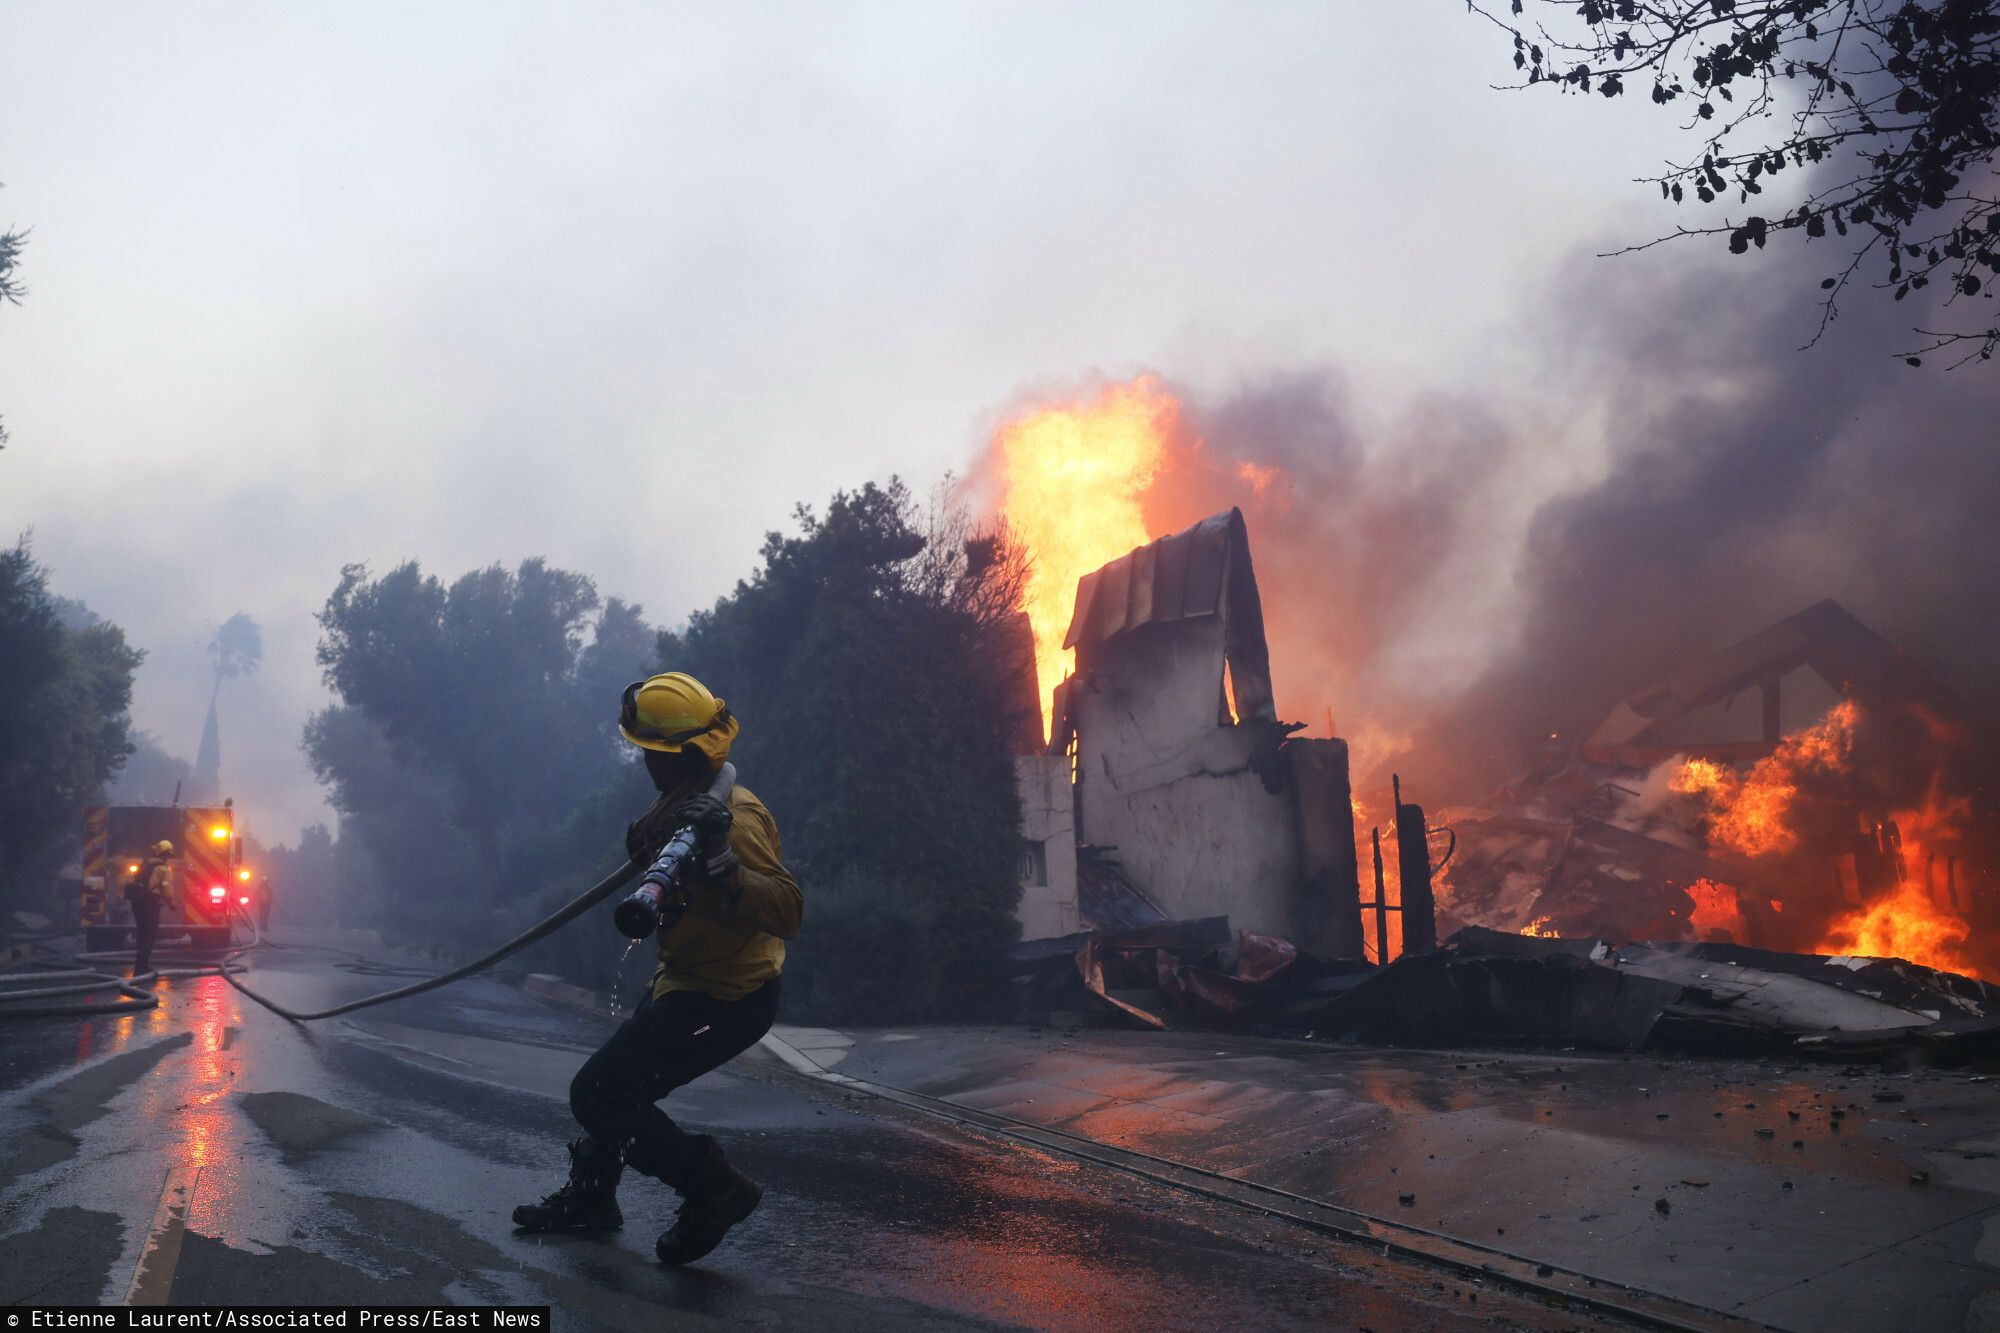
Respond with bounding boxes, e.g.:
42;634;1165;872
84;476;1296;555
123;1164;200;1306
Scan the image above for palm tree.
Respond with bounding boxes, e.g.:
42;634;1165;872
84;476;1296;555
190;613;262;801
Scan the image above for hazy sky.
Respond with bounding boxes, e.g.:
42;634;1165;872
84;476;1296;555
1;2;1701;840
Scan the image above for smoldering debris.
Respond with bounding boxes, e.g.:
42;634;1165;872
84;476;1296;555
1009;921;1372;1032
1011;921;2000;1066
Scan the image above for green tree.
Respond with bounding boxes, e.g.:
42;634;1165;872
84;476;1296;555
664;481;1032;1022
307;559;657;954
0;540;143;904
1476;0;2000;362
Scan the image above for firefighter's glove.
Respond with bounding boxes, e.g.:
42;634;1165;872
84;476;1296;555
624;820;653;866
674;794;733;846
674;794;737;882
701;842;742;883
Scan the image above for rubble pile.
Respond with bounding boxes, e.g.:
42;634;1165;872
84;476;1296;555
1013;922;2000;1065
1436;601;1998;979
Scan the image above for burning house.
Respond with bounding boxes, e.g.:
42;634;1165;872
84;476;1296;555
1012;508;1367;958
983;379;1997;1048
1000;513;2000;1047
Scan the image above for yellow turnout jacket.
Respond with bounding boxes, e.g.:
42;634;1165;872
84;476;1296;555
632;776;803;1002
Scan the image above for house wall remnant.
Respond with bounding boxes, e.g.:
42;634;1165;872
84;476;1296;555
1069;613;1305;940
1015;507;1364;955
1015;753;1080;939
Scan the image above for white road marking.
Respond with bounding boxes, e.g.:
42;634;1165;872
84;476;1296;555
758;1031;857;1085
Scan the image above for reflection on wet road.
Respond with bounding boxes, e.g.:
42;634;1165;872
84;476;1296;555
827;1025;2000;1331
0;935;1584;1330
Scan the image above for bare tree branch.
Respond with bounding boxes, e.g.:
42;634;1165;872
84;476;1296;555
1470;0;2000;365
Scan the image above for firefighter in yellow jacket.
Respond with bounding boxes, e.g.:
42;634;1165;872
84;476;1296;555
514;672;803;1265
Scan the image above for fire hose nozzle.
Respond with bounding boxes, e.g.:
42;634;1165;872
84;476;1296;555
612;762;736;939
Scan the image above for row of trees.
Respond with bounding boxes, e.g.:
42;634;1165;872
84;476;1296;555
306;481;1034;1022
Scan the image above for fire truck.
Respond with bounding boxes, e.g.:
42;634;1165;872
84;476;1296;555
80;799;253;954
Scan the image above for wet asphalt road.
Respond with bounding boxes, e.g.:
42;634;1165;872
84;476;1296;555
0;934;1608;1331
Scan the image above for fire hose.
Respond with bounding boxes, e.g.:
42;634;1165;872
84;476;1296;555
0;936;252;1019
0;764;734;1024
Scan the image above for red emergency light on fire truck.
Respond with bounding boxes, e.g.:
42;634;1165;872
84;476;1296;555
80;799;248;954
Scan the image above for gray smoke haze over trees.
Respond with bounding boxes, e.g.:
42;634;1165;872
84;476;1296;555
106;732;193;805
305;558;657;956
191;612;263;802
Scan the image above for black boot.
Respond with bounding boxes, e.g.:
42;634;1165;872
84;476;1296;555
653;1137;761;1266
512;1137;624;1232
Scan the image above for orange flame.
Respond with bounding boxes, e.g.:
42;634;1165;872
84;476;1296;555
1819;780;1977;974
1821;877;1973;975
1672;702;1982;977
1235;459;1287;503
1685;878;1747;942
992;378;1177;739
1670;701;1858;857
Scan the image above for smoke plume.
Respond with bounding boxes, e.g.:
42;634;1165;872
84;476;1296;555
1127;241;2000;801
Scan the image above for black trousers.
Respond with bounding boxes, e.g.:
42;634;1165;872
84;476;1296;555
569;978;779;1188
130;899;161;974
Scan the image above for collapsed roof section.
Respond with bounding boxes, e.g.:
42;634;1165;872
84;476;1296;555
1053;507;1275;749
1585;599;1966;766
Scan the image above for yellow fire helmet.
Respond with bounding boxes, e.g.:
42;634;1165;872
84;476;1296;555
153;840;175;856
618;672;739;763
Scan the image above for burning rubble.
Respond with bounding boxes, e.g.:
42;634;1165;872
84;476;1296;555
1441;601;1997;982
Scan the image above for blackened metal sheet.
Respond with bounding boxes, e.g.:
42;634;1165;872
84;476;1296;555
1127;539;1158;629
1063;508;1243;650
1153;520;1193;622
1179;517;1229;624
1092;552;1134;645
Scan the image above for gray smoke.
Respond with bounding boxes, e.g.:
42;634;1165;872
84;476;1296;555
1439;242;2000;792
1181;238;2000;799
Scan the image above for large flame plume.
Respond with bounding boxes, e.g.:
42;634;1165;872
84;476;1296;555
991;378;1175;739
979;370;1490;792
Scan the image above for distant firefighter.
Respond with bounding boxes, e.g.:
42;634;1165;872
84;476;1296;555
513;672;803;1266
125;840;174;976
253;875;273;934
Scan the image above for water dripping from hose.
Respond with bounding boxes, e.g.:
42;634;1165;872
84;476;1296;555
610;938;644;1017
